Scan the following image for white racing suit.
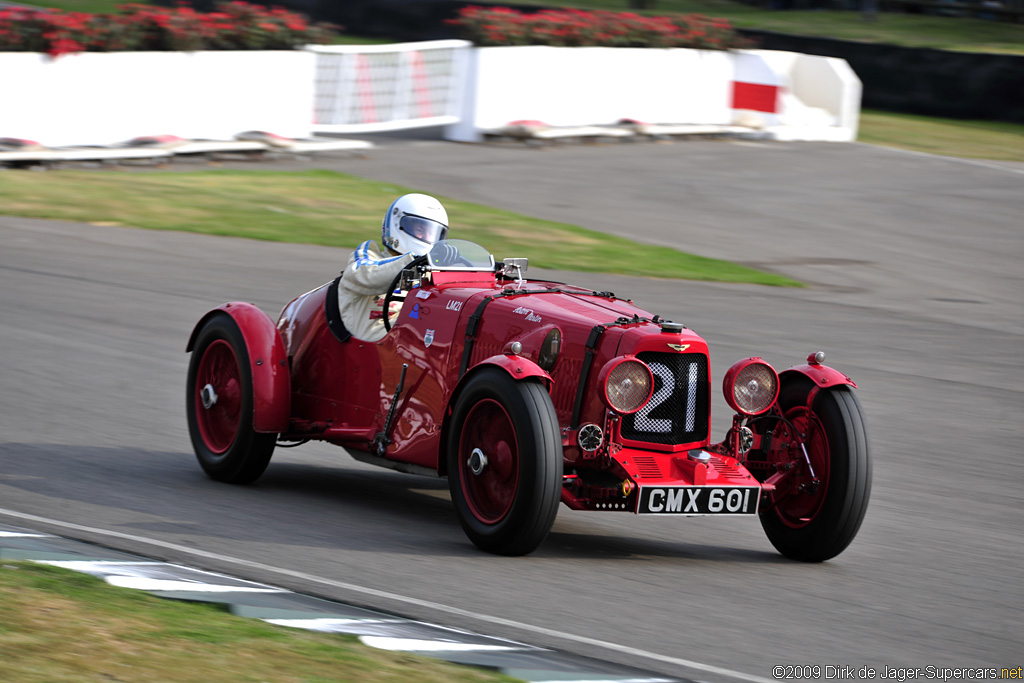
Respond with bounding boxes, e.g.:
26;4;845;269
338;240;416;342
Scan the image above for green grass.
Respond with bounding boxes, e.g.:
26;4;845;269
0;169;798;285
481;0;1024;54
0;561;521;683
858;109;1024;160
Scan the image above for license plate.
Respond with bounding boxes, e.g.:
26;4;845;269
637;486;760;515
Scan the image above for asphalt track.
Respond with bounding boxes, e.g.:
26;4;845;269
1;138;1022;682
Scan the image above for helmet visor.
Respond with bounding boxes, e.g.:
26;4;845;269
399;215;448;245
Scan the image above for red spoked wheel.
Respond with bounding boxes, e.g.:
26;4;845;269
754;375;871;562
187;314;276;484
447;368;561;556
193;340;242;455
458;399;520;524
766;406;831;529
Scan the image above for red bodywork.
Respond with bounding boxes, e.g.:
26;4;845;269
193;263;845;515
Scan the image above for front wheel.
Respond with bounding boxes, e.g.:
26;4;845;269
187;314;276;484
447;369;561;556
755;376;871;562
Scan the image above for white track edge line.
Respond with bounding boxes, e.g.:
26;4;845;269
856;142;1024;176
0;507;774;683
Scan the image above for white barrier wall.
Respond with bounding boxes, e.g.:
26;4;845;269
446;46;734;142
784;51;862;141
737;50;861;141
0;51;315;147
309;40;471;133
445;46;861;143
0;44;860;148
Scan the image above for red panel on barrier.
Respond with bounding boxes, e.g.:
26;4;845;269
410;51;433;119
731;82;779;113
356;54;378;124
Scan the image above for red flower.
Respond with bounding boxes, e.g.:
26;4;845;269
447;5;745;50
0;0;336;54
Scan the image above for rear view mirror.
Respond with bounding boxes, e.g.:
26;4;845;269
502;258;528;280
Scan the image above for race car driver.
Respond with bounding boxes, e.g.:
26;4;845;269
338;193;449;342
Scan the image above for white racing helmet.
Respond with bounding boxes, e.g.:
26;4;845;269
382;193;449;256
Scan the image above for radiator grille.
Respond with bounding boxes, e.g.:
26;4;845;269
621;352;709;446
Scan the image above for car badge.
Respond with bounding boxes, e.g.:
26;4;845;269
424;329;435;347
667;343;690;352
512;306;542;323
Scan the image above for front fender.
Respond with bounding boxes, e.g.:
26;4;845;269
468;354;552;389
187;302;290;433
780;363;856;390
439;354;552;476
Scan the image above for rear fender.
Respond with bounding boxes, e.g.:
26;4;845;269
439;354;552;476
187;302;290;433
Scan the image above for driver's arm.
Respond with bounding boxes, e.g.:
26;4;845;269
342;241;416;296
338;241;417;342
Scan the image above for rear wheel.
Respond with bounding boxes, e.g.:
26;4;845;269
447;369;561;556
187;314;276;484
755;375;871;562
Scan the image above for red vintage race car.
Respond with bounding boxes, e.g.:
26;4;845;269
186;240;870;561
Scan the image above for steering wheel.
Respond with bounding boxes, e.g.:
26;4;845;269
382;254;429;332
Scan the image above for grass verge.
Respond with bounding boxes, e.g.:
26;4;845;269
0;169;799;286
858;109;1024;160
0;561;520;683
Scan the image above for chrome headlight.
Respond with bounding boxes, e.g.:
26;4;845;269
723;357;779;416
599;357;654;414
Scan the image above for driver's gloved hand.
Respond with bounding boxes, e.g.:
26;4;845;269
434;243;460;267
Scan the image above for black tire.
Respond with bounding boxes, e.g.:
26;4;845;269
447;368;562;556
187;314;276;484
759;375;871;562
